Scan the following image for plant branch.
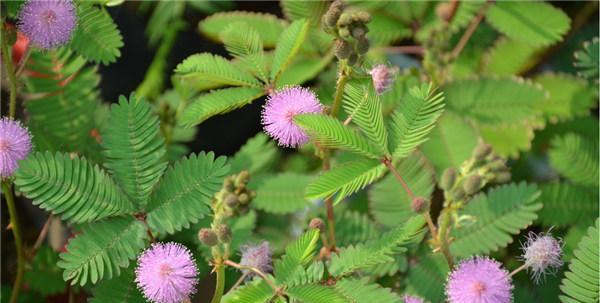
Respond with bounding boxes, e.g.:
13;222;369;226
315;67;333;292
509;263;528;277
29;214;53;259
381;45;424;55
209;263;226;303
3;182;25;303
224;260;280;293
1;22;20;119
330;60;350;118
450;1;491;59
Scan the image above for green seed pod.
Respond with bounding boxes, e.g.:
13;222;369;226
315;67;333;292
495;171;511;183
334;39;352;59
338;27;351;39
238;193;250;205
411;197;429;213
473;143;492;161
224;193;239;208
356;36;369;54
355;11;371;23
309;218;325;232
215;224;232;243
462;174;482;195
440;168;457;190
198;228;218;247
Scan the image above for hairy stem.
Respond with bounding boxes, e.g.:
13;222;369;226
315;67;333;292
509;263;528;277
1;23;19;119
224;260;279;292
450;1;491;59
3;182;25;303
330;60;350;118
209;263;225;303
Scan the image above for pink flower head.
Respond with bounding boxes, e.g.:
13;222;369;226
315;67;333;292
369;64;398;95
18;0;77;49
240;241;272;276
262;86;323;147
521;231;563;283
446;256;513;303
0;118;32;178
403;294;425;303
135;242;199;303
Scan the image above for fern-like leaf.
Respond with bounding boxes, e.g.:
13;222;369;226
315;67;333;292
574;38;599;80
270;19;310;83
199;11;286;48
534;73;597;122
222;279;273;303
89;266;145;303
280;0;328;26
483;38;541;76
274;229;320;285
335;211;378;247
538;182;598;228
306;158;386;205
58;216;147;286
175;53;261;88
229;133;279;174
69;2;123;64
179;87;265;127
343;83;389;155
485;2;570;47
294;114;382;159
221;23;268;82
559;219;599;303
389;83;445;159
286;284;346;303
450;182;542;257
252;173;313;214
328;216;424;277
146;152;229;234
102;94;167;209
404;253;449;303
549;133;599;187
14;152;134;224
335;278;403;303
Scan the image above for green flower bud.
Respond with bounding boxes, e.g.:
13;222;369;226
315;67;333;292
309;218;325;232
236;171;250;187
198;228;218;247
473;143;492;161
356;36;369;54
338;27;351;38
238;193;250;205
348;53;358;65
452;186;466;201
355;11;371;23
224;193;239;208
495;171;511;183
334;39;352;59
215;224;232;243
411;197;429;213
351;26;367;39
462;174;482;195
440;167;457;190
337;12;352;26
488;159;507;172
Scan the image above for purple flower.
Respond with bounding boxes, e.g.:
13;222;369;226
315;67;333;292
521;231;563;283
369;64;398;95
446;256;513;303
262;86;323;147
135;242;198;303
0;118;32;179
403;294;425;303
18;0;77;49
240;241;272;276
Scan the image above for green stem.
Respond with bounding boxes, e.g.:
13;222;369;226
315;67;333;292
330;60;350;118
1;23;19;118
210;264;225;303
3;182;25;303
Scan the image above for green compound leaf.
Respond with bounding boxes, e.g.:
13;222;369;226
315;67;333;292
343;83;389;155
329;216;424;277
89;265;145;303
175;53;261;88
559;219;599;303
280;0;328;26
443;76;546;124
486;2;570;47
287;284;346;303
367;12;412;46
179;87;265;127
229;133;279;174
574;38;599;80
538;182;598;228
270;19;310;83
102;95;167;209
274;229;320;285
69;2;123;64
306;158;386;205
252;173;313;214
221;23;268;82
146;152;229;234
405;253;449;303
222;279;273;303
370;153;435;227
549;133;599;187
389;83;445;160
483;38;542;76
58;216;147;286
335;211;378;247
335;277;403;303
199;11;286;48
14;152;134;224
534;73;597;123
295;114;382;159
450;182;542;258
478;121;538;158
24;246;66;296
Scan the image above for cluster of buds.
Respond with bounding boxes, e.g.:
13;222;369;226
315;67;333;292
440;142;511;203
198;224;232;247
322;0;372;64
216;171;256;217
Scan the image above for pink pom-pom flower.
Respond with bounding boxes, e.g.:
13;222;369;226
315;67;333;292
262;86;323;148
240;241;272;277
446;256;513;303
18;0;77;49
135;242;199;303
403;294;425;303
369;64;398;95
0;118;32;178
521;231;563;283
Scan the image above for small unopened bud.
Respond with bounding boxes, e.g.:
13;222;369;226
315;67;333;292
338;27;350;38
351;26;367;39
224;178;234;192
334;39;352;59
224;193;239;208
309;218;325;232
440;167;457;190
355;11;371;23
452;187;466;201
322;0;344;28
488;159;507;172
215;224;232;243
356;36;369;54
436;2;453;22
236;171;250;186
198;228;218;247
473;143;492;161
462;174;482;195
411;197;429;213
337;12;352;26
238;193;250;204
495;171;511;183
348;53;358;65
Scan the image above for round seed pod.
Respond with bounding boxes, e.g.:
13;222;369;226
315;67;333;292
238;193;250;205
338;27;351;38
198;228;218;247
